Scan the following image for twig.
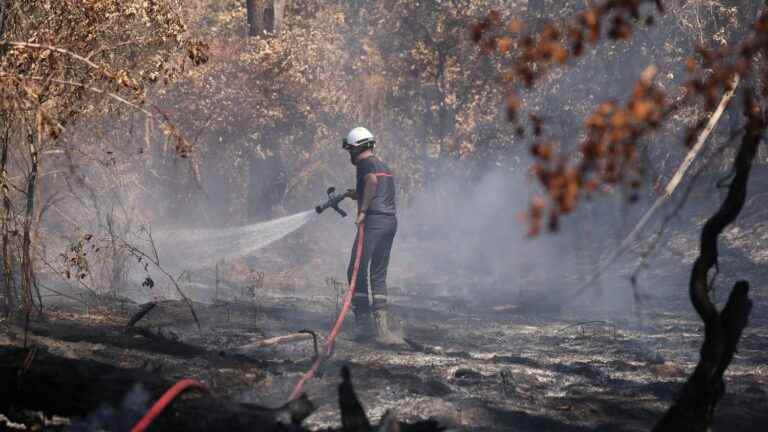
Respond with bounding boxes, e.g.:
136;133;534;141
86;38;149;60
629;131;743;298
0;41;102;71
22;345;37;374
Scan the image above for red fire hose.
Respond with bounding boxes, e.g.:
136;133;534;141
131;224;366;430
130;378;206;432
288;222;365;400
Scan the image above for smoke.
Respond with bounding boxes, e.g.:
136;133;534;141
68;383;149;432
301;159;651;315
38;0;730;316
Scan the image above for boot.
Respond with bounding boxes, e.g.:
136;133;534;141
373;308;407;348
353;309;375;342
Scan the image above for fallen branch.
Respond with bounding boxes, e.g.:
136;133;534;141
629;134;742;297
125;302;157;330
555;320;616;336
570;74;740;299
238;332;316;351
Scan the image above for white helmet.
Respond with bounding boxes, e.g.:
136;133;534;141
342;127;376;150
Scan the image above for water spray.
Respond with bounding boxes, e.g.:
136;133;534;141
314;187;350;218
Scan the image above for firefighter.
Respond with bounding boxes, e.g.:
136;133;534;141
342;127;404;346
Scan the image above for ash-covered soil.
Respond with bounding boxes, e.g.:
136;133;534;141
3;214;768;431
2;274;766;431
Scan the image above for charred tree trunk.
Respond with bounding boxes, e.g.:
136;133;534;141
653;92;763;431
106;212;128;297
246;0;259;36
245;0;287;37
0;0;13;318
0;0;6;41
0;118;13;317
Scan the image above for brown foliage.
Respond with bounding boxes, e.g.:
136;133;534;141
473;1;768;235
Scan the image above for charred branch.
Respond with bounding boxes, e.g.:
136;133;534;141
339;365;372;432
124;302;157;330
653;91;763;432
238;331;317;352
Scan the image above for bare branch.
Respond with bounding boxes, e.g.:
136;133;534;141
0;41;103;71
571;75;740;299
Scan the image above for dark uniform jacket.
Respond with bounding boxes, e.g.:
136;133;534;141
355;156;396;216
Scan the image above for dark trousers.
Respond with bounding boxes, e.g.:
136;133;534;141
347;214;397;314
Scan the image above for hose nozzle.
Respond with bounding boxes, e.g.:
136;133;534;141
315;187;348;218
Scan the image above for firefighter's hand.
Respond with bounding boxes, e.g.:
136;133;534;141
345;189;358;200
355;211;366;225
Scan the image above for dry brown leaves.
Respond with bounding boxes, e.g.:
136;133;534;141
473;1;768;236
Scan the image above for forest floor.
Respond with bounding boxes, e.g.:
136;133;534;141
2;217;768;430
1;258;767;431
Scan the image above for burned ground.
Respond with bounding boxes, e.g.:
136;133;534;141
1;249;766;431
2;208;767;431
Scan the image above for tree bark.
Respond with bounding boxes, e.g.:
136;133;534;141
0;0;13;318
20;115;40;316
270;0;287;35
246;0;259;36
653;91;762;432
0;117;13;317
0;0;6;40
246;0;287;37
